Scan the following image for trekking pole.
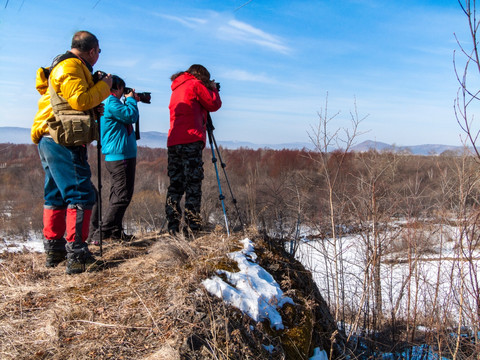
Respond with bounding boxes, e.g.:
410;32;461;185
207;113;245;231
96;119;103;256
206;114;230;236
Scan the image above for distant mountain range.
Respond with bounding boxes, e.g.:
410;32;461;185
0;127;468;155
350;140;469;156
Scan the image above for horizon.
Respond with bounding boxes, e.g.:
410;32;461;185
0;126;469;153
0;0;473;147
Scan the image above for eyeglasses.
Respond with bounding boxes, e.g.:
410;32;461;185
98;48;102;54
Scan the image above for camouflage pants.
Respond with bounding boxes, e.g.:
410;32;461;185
165;141;204;233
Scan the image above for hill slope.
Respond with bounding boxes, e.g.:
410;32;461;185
0;231;353;359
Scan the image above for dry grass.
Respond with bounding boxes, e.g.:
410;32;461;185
0;231;344;359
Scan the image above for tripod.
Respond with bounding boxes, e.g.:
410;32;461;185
96;120;104;256
206;113;244;235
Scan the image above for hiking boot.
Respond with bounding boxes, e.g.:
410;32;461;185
110;230;135;242
45;250;67;268
66;254;105;275
88;229;131;245
182;226;202;240
121;233;135;242
43;238;67;268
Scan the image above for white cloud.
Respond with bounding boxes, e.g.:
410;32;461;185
219;19;291;54
221;69;276;83
154;11;290;55
154;13;207;29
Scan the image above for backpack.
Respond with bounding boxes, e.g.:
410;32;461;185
41;52;99;146
47;81;98;146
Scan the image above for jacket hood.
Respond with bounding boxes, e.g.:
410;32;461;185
171;72;197;91
35;67;49;95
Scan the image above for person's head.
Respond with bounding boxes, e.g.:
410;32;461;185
171;64;211;84
70;30;101;66
186;64;211;83
111;75;125;99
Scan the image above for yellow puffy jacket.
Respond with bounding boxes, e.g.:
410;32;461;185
31;56;110;144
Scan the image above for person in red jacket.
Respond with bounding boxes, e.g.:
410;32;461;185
166;64;222;236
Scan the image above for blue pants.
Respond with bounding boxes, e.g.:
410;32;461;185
38;136;95;208
38;136;95;250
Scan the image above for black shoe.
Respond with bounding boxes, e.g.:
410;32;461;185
45;250;66;268
88;229;131;245
66;255;105;275
182;226;201;240
87;229;103;246
110;230;135;242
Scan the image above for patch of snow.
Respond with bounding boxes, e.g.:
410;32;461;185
0;231;44;254
202;238;294;330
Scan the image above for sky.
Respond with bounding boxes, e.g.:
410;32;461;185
0;0;474;147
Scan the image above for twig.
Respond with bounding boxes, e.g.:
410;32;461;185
234;0;253;12
66;319;151;330
0;262;21;286
132;287;163;335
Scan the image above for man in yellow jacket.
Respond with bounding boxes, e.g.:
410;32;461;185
32;30;112;274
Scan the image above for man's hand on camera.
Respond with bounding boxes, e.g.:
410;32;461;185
102;74;113;89
125;88;139;102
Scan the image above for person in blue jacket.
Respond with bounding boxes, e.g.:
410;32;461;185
89;75;139;243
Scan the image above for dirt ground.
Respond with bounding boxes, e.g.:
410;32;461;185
0;231;344;359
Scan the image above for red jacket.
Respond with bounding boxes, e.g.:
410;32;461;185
167;72;222;147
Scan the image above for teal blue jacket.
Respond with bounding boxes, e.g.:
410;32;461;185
100;95;139;161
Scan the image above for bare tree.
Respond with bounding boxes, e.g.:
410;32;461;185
307;94;367;326
453;1;480;356
454;0;480;159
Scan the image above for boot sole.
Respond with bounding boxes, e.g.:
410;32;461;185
66;268;85;275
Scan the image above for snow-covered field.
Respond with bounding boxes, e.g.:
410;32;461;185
290;221;480;359
295;222;480;340
0;231;44;255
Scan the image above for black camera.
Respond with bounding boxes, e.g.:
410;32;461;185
215;82;220;91
124;87;151;104
92;70;107;83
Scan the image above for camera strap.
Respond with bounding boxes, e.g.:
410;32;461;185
41;52;80;79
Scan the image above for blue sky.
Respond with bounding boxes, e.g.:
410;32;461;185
0;0;471;146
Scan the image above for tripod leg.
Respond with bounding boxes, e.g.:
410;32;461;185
207;128;230;236
96;139;103;256
209;123;245;231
